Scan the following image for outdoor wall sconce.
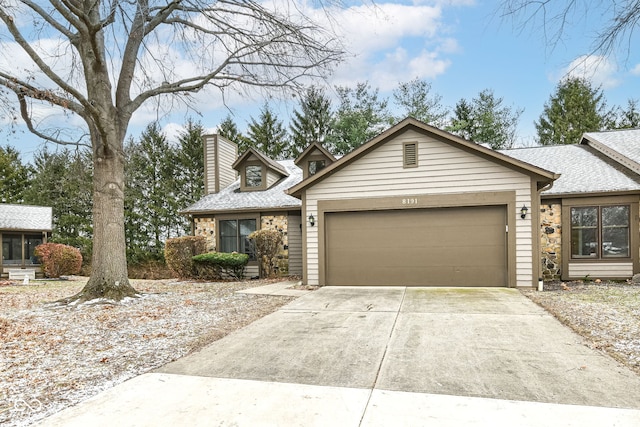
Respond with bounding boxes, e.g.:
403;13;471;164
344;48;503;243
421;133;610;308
308;213;315;227
520;205;528;219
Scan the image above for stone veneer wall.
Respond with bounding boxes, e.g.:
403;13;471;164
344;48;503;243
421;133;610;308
193;217;216;251
540;203;562;280
261;214;289;275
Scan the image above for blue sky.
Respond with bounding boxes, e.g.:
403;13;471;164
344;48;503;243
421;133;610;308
3;0;640;162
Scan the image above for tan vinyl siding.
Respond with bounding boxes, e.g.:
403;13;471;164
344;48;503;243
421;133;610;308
204;135;216;194
288;214;303;275
204;135;237;194
266;170;281;188
568;262;633;279
304;129;534;287
217;137;237;190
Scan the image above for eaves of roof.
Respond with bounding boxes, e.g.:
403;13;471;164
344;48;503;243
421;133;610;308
288;117;558;196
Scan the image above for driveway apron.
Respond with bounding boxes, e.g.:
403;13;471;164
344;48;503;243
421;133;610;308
38;286;640;426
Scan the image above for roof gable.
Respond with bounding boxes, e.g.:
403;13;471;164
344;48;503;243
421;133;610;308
294;141;337;165
289;118;557;196
232;147;288;177
0;204;52;231
581;129;640;175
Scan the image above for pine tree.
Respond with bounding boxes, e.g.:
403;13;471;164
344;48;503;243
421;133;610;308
247;103;289;159
326;82;391;155
289;86;333;157
23;147;93;259
218;114;252;154
612;99;640;129
124;123;179;261
0;146;32;203
175;119;205;232
448;89;523;150
536;77;608;145
392;78;448;127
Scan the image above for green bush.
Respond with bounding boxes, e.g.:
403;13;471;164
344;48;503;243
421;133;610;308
249;229;283;278
164;236;207;279
35;243;83;278
192;252;249;280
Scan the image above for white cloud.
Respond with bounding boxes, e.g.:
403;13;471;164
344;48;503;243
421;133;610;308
304;1;462;89
559;55;619;89
631;64;640;76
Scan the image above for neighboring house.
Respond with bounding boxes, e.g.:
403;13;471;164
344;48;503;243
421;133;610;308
1;204;52;278
183;119;640;286
504;129;640;281
182;135;336;277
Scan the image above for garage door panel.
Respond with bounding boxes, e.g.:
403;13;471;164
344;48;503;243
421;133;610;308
325;206;507;287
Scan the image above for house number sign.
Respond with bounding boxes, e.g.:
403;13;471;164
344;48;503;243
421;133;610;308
402;198;419;205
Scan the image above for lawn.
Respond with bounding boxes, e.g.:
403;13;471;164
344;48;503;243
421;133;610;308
0;277;294;427
521;281;640;376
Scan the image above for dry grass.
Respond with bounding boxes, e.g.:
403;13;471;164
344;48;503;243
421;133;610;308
0;276;294;427
522;281;640;375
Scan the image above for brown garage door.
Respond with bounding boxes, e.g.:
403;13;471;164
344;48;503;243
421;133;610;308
324;206;507;286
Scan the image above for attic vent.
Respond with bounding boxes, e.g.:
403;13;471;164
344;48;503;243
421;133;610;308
403;142;418;168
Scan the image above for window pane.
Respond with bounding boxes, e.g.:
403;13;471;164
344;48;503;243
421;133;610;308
309;160;325;176
25;235;43;264
571;207;598;258
239;219;257;260
602;206;629;257
219;220;238;253
245;165;262;187
2;234;22;264
571;207;597;227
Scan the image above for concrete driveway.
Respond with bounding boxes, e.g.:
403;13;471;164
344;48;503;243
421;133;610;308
39;287;640;426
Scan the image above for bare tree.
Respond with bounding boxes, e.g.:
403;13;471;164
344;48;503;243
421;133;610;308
0;0;343;302
501;1;640;58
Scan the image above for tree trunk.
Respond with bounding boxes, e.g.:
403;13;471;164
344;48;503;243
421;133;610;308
71;136;138;302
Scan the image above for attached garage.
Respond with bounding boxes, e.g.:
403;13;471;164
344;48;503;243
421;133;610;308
289;118;558;288
324;206;508;287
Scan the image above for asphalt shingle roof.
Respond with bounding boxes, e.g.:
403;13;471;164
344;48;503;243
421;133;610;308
584;129;640;163
502;144;640;196
182;160;302;213
0;204;53;231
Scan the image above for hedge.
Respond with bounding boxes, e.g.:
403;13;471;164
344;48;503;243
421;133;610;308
34;243;83;278
192;252;249;280
165;236;207;279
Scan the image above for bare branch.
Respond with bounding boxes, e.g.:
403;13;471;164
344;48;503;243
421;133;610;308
16;92;90;147
500;0;639;60
0;7;90;109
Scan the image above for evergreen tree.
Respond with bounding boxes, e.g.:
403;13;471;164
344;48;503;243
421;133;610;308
124;123;180;261
392;78;448;127
174;119;205;232
289;86;333;157
246;103;289;159
326;82;391;155
536;77;609;145
23;148;93;259
0;146;32;203
218;114;251;153
448;89;523;149
612;99;640;129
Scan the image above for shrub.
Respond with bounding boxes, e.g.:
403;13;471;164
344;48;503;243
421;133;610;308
35;243;83;278
192;252;249;280
249;229;283;278
164;236;207;279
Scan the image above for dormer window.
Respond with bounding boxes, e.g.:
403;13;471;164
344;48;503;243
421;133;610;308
245;165;263;188
295;142;337;179
308;160;326;176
